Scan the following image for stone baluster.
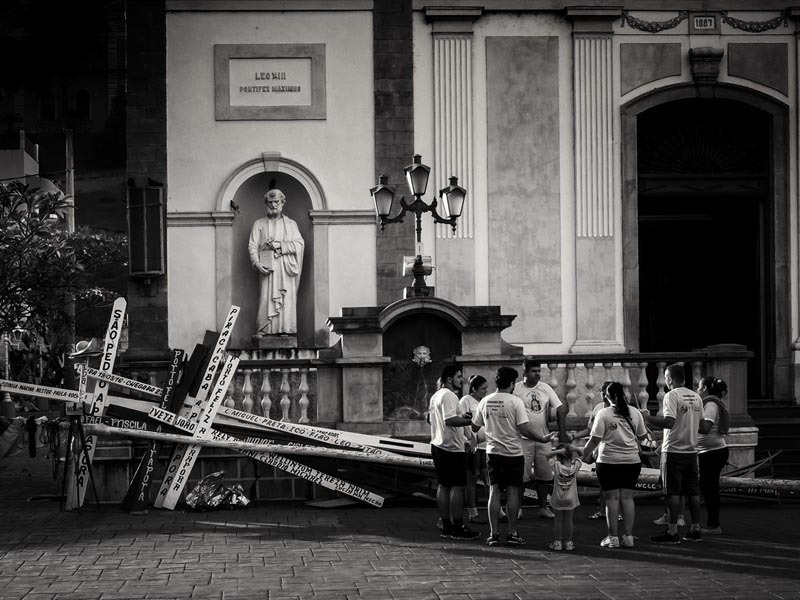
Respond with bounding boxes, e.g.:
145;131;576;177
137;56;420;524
224;379;235;409
637;362;649;412
148;371;158;388
260;368;272;418
656;362;667;415
242;369;254;414
691;361;703;390
565;363;578;417
602;362;614;387
279;368;291;422
547;363;560;393
621;363;632;404
239;349;250;361
584;362;596;417
298;368;311;424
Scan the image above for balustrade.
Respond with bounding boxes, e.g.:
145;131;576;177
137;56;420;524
222;355;318;423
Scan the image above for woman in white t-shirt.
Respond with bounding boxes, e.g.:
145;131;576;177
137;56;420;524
697;376;730;535
582;382;649;549
459;375;489;523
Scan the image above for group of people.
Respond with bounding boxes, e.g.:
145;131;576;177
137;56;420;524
428;360;731;549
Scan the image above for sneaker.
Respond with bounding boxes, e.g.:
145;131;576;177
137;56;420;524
650;531;681;545
548;540;562;551
468;514;486;524
486;533;500;547
506;531;526;545
440;528;452;539
652;513;669;525
682;530;703;543
563;540;575;551
450;526;481;540
589;510;604;520
652;513;686;527
700;526;723;535
603;536;620;549
538;507;555;519
621;535;635;548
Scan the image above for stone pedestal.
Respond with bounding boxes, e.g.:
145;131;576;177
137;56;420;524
252;335;297;349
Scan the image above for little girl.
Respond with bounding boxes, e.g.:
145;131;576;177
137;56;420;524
546;444;582;551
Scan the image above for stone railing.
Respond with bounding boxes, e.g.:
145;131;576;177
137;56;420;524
459;344;753;421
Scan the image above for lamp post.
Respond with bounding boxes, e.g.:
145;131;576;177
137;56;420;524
371;154;466;298
0;332;13;418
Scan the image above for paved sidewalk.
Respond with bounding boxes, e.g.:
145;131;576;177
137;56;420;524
1;453;799;600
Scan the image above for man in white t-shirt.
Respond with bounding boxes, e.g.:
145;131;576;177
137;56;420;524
513;359;568;519
429;364;480;541
645;363;704;545
472;366;557;547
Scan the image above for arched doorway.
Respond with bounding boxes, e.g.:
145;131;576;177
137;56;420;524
622;85;791;400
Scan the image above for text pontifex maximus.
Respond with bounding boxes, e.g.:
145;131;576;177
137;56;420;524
239;85;301;93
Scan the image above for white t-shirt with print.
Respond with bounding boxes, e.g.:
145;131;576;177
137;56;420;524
662;387;703;454
472;392;529;457
513;380;562;438
697;400;728;454
429;387;465;452
459;394;485;450
590;406;647;464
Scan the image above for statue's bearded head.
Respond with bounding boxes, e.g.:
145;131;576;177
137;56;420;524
264;189;286;218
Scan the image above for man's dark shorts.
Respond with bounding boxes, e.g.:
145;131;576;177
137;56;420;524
663;452;700;496
431;445;467;487
487;454;524;490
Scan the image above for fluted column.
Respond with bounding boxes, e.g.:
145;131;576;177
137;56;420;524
427;7;480;303
569;8;623;351
433;33;473;240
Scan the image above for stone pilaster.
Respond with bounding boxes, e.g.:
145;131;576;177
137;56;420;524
568;7;623;352
427;7;481;304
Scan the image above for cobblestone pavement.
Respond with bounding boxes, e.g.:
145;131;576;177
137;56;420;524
1;453;799;600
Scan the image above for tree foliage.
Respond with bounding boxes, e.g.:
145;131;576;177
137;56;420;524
0;180;126;383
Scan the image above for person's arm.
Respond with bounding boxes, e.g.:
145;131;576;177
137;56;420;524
518;421;557;444
445;414;473;427
645;414;675;429
582;435;601;463
555;403;569;443
698;401;717;434
543;445;567;459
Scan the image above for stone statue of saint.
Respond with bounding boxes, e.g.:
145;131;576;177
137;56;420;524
248;189;305;336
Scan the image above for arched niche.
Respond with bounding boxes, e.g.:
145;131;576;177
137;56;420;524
214;154;329;348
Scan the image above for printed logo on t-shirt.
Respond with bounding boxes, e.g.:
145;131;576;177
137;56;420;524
529;397;542;412
608;421;618;431
679;405;689;414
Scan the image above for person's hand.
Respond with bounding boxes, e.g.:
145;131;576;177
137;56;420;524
567;431;575;441
640;408;650;416
254;262;274;275
582;450;595;464
547;432;558;442
461;412;473;420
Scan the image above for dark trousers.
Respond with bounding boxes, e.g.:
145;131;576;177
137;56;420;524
698;447;729;528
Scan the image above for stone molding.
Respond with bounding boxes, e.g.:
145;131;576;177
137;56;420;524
166;211;235;227
167;0;373;11
217;153;327;212
309;210;376;225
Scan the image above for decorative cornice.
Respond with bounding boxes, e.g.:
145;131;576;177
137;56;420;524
167;211;235;227
566;6;623;33
425;6;483;33
309;209;376;225
167;0;373;11
689;46;724;84
621;10;688;33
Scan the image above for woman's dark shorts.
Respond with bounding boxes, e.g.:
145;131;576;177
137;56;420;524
596;462;642;491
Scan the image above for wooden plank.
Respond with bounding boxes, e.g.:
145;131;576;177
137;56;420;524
120;349;185;512
156;354;239;510
67;297;126;509
154;307;239;509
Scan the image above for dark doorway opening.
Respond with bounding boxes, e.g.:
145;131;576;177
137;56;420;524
637;98;771;398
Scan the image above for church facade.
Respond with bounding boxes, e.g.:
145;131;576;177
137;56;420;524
153;0;799;405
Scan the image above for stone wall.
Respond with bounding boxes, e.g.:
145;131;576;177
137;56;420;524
125;0;170;358
374;0;416;306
